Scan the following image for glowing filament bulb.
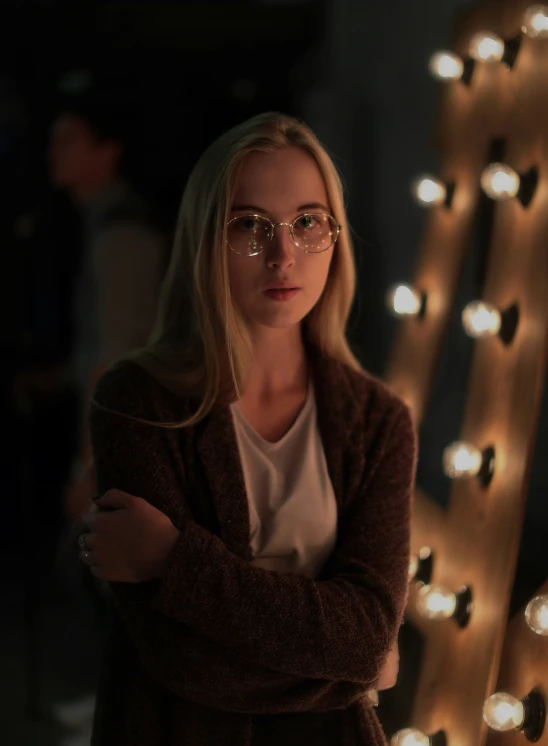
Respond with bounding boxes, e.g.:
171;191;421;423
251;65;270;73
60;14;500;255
411;176;447;206
416;585;457;620
391;728;430;746
525;595;548;635
522;5;548;38
469;32;505;62
462;301;502;337
429;52;465;80
443;441;482;478
483;693;525;731
409;547;433;583
481;163;520;200
387;285;422;316
409;554;419;580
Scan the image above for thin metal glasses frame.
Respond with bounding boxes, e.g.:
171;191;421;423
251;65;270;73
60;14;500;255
226;213;342;256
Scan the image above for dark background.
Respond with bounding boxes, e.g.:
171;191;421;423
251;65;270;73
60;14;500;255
2;1;547;744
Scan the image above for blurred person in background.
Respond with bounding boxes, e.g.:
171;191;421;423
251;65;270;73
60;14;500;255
48;88;168;522
42;86;168;745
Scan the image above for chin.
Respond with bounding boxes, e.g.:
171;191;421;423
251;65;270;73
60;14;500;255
251;313;301;329
261;319;304;330
238;292;320;331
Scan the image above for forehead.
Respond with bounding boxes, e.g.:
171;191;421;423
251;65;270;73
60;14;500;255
232;146;329;213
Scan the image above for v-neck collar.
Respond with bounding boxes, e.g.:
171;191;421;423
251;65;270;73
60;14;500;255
229;377;313;448
193;341;363;561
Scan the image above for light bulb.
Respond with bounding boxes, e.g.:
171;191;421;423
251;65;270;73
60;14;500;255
409;547;433;584
411;176;447;206
483;693;525;732
469;32;505;62
416;585;457;620
462;301;502;337
391;728;430;746
525;595;548;635
481;163;521;200
522;5;548;38
386;285;423;316
443;441;483;478
409;554;419;580
429;51;465;80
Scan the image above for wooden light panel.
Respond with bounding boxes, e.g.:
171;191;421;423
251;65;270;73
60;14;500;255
386;1;548;745
485;582;548;746
384;0;511;426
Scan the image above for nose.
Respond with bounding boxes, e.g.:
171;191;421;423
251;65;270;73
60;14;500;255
265;223;296;270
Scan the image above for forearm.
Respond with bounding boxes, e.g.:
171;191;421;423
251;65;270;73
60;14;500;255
109;583;373;714
150;407;415;684
151;522;407;685
90;366;415;696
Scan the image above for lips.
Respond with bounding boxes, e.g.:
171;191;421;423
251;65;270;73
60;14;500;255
263;283;301;291
263;288;301;301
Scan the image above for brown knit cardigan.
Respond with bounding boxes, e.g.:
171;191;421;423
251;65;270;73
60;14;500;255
88;342;417;746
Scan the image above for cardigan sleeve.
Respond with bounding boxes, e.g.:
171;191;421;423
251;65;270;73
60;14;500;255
106;582;374;713
89;365;379;712
151;401;416;685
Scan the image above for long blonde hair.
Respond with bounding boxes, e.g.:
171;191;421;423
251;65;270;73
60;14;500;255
106;112;364;428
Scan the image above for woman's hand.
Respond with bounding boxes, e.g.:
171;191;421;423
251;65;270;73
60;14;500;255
78;489;181;583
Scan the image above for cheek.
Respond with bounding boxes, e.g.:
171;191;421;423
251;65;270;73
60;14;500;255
227;255;258;308
307;254;333;301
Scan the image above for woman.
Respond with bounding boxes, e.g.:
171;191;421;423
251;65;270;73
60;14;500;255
78;112;417;746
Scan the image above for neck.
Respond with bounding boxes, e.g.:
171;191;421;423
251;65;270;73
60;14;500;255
243;325;308;400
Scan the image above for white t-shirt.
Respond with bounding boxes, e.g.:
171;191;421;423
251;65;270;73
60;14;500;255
229;379;338;580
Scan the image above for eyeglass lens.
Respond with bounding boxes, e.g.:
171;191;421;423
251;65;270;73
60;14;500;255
227;214;338;255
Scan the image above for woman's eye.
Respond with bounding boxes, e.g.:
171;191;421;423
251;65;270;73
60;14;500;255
297;215;318;229
242;218;258;230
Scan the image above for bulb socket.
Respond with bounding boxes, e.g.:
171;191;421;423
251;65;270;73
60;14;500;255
414;550;434;585
521;689;546;742
517;166;539;208
443;182;456;209
416;292;428;320
498;303;519;345
429;731;447;746
501;35;522;69
477;445;496;488
453;586;473;628
461;58;476;86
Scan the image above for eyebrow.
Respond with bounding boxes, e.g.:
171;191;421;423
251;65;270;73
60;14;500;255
230;202;331;213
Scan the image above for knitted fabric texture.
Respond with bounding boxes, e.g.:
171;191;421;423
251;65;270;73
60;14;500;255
89;343;417;746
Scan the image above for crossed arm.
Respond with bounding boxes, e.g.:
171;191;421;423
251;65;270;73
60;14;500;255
88;370;415;713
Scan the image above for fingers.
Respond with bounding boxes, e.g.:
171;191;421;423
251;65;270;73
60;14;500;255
78;531;99;569
79;548;98;568
78;532;93;551
81;508;98;529
95;488;132;510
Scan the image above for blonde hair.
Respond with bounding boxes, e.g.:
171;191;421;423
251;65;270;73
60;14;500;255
98;112;364;428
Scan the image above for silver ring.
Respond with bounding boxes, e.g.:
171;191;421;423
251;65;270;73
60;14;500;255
78;533;88;550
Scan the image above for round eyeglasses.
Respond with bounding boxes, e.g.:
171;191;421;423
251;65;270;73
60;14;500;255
226;213;341;256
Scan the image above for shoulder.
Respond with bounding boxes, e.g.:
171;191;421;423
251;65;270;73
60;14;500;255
337;358;412;427
92;359;186;423
333;359;416;458
334;366;418;488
